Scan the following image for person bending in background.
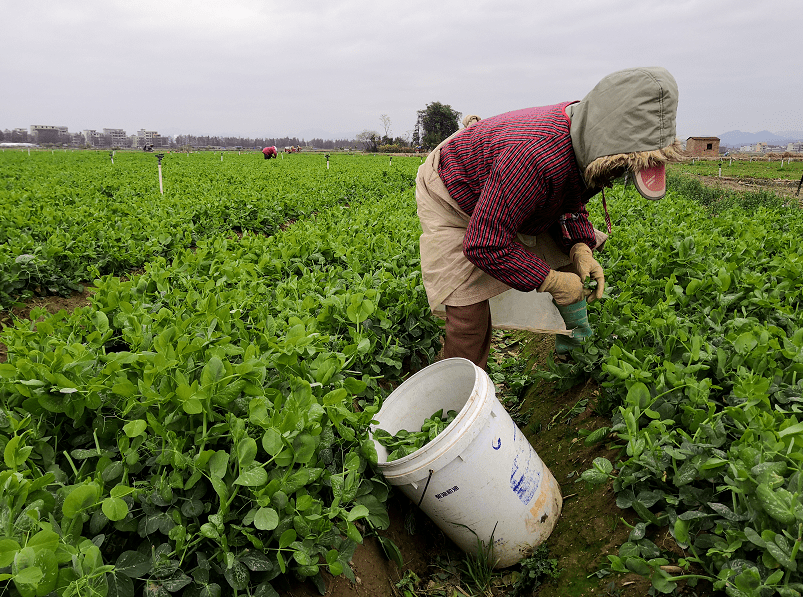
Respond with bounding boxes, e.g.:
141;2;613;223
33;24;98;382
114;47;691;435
416;66;683;369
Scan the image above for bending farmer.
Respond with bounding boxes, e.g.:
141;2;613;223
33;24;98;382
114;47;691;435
416;66;682;369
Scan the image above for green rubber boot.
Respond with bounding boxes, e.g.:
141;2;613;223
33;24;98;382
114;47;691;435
554;299;593;355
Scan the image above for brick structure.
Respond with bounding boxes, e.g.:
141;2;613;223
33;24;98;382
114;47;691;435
686;136;720;157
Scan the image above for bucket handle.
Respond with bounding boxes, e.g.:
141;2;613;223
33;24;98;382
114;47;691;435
417;469;435;507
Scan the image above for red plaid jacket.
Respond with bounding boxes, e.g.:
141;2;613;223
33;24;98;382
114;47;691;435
437;102;597;291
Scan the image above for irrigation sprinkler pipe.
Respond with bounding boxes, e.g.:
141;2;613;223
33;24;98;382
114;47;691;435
156;154;165;195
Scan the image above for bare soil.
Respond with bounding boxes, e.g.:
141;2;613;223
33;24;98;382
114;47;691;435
0;286;94;363
696;174;803;199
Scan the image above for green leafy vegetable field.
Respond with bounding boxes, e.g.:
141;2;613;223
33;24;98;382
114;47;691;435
557;178;803;596
669;157;803;181
0;152;441;597
1;150;802;597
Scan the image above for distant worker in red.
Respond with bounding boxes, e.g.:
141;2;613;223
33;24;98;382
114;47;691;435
262;146;278;159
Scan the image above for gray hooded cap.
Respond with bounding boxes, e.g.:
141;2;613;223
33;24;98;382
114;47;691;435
568;67;679;173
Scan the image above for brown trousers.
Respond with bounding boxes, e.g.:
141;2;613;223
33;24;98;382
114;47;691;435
443;301;492;370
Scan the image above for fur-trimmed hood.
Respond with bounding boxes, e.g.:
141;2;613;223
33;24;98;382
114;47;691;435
567;67;680;186
583;138;684;189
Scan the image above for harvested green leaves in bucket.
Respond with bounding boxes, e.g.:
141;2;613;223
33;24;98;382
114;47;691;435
374;408;458;462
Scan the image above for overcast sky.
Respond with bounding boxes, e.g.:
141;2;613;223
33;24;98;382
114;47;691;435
2;0;801;141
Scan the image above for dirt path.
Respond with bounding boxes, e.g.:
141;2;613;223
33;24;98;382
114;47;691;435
696;174;803;199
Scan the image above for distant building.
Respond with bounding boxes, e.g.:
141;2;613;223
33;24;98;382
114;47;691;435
132;129;164;149
83;129;104;147
103;128;130;148
755;142;768;153
80;128;131;148
787;142;803;153
67;132;84;146
686;136;720;157
30;125;68;144
12;128;30;143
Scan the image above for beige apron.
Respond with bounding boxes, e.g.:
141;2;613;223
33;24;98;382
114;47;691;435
415;126;607;313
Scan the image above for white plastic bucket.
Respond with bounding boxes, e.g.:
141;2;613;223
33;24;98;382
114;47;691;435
371;358;562;568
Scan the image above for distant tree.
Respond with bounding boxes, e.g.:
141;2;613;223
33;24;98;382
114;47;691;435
356;130;380;152
417;102;461;149
380;114;392;145
311;138;335;149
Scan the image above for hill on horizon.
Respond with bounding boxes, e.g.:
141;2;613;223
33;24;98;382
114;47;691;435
718;129;803;146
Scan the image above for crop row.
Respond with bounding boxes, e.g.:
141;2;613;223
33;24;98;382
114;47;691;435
6;150;801;597
569;181;803;596
0;154;440;596
0;152;417;308
669;159;803;180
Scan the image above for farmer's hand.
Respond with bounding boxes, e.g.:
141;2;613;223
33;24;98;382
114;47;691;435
570;243;605;303
537;270;585;306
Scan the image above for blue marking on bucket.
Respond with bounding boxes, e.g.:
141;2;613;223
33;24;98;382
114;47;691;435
509;440;542;503
493;438;501;450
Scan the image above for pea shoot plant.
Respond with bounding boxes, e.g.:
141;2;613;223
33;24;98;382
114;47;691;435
0;154;440;596
569;183;803;596
0;151;415;309
373;409;459;462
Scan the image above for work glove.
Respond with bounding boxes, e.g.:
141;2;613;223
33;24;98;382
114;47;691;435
569;243;605;303
537;270;585;306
